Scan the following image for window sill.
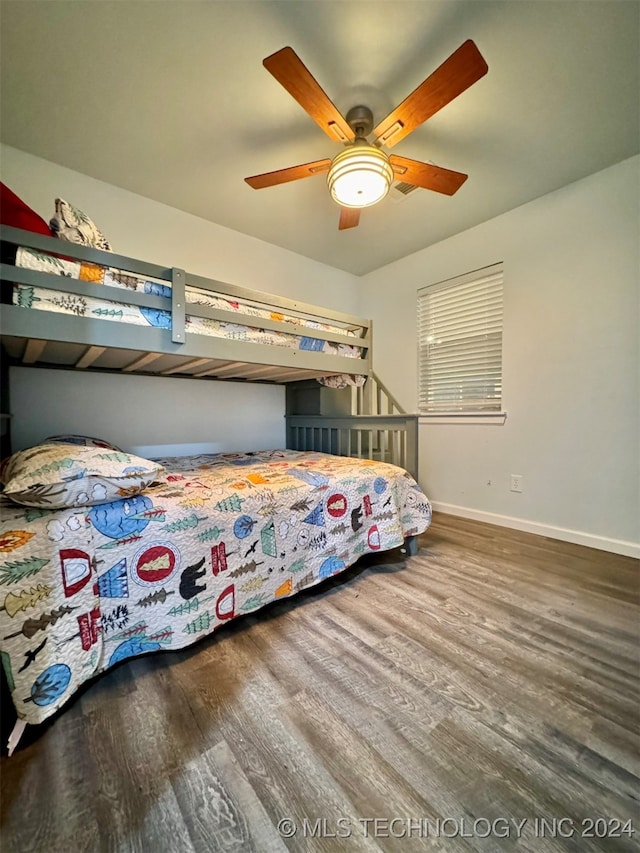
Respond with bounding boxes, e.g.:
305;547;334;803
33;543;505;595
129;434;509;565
419;412;507;425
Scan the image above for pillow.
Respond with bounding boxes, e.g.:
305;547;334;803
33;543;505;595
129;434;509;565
0;443;164;508
45;434;123;452
49;198;112;251
0;183;52;236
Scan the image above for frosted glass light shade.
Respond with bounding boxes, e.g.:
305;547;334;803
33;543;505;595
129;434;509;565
328;145;393;208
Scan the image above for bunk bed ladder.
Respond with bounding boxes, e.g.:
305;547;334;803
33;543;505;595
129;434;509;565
352;372;406;417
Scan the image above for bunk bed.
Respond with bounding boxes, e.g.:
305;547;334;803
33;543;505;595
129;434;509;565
1;225;371;385
0;223;430;753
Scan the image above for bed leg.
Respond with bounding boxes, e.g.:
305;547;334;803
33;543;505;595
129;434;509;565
7;718;27;757
401;535;419;557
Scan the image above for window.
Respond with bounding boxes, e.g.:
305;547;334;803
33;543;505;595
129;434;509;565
418;263;503;414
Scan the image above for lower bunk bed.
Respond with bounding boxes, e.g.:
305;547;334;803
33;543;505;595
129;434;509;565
0;201;427;754
0;442;432;754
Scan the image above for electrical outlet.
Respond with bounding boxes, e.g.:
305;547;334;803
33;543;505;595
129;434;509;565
510;474;523;493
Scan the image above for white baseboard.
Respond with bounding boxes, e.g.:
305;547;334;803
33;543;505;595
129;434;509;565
430;502;640;560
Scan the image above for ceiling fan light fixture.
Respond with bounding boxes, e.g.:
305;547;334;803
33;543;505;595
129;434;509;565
327;145;393;208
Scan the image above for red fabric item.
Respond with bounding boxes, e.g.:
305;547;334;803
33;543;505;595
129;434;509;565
0;183;52;236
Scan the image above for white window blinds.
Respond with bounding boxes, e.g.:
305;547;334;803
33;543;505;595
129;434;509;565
418;263;503;413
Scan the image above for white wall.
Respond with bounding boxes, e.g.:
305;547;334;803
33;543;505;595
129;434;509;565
10;367;286;456
1;145;360;454
358;156;640;557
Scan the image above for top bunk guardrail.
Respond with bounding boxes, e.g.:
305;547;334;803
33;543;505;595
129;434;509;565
0;225;371;384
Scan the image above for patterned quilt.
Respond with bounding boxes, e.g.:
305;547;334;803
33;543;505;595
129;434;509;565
0;450;431;725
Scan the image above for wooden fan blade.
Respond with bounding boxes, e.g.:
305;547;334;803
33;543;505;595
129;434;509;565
245;159;331;189
374;40;488;148
338;207;360;230
389;155;468;195
263;47;355;143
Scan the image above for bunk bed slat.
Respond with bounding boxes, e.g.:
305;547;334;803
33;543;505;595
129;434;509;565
22;339;46;364
205;360;252;378
122;352;163;372
76;346;107;369
192;361;235;378
161;357;214;376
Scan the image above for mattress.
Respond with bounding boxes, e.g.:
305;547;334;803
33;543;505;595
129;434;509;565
0;449;431;725
12;247;365;360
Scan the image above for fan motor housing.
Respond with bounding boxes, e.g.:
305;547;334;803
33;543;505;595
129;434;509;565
346;105;374;138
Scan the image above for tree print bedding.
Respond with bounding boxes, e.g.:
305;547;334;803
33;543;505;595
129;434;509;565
12;247;364;359
0;450;431;726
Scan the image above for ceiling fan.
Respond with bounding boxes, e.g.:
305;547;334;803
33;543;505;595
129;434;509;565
245;41;488;230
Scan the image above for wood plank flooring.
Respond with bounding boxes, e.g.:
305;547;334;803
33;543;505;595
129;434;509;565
1;513;638;852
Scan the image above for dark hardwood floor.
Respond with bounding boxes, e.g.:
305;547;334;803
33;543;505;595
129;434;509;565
1;513;638;852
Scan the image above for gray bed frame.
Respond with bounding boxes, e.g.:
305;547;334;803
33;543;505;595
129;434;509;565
0;223;418;483
1;225;371;384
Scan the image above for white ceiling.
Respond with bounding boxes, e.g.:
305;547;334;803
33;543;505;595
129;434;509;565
1;1;638;276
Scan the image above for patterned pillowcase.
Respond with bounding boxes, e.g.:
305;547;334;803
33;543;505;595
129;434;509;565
0;444;164;508
49;198;112;251
45;434;123;451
